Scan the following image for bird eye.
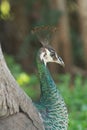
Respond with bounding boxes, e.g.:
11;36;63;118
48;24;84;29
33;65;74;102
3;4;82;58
50;52;55;57
58;56;63;61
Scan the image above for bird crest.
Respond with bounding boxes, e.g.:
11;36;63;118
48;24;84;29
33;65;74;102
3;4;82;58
31;25;65;67
31;25;58;47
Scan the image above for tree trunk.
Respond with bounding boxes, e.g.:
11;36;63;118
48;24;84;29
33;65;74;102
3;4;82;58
49;0;60;73
0;113;42;130
50;31;60;74
0;45;44;130
77;0;87;68
55;0;73;72
2;1;28;55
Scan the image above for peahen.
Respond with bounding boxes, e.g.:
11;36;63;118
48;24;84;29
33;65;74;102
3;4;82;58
35;39;68;130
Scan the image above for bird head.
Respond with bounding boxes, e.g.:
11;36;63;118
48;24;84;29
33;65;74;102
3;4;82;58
39;46;65;67
35;30;64;67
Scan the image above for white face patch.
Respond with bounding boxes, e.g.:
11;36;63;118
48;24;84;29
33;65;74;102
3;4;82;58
40;48;65;67
40;49;54;66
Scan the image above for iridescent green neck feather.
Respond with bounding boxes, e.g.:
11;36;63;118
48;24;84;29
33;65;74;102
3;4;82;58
36;51;68;130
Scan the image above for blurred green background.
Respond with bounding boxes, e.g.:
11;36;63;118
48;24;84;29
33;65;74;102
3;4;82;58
0;0;87;130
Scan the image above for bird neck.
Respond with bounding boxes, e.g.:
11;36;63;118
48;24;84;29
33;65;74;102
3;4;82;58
37;55;58;105
36;53;68;130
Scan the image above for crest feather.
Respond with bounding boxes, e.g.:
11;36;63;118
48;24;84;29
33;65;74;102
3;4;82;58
31;25;58;46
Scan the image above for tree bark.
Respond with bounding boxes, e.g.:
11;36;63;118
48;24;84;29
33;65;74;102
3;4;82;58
0;45;44;130
49;0;60;73
0;113;42;130
50;31;60;73
56;0;73;72
77;0;87;68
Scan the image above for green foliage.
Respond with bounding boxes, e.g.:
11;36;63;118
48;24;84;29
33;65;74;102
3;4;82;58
71;30;84;67
0;0;11;19
57;74;87;130
5;54;87;130
5;54;23;79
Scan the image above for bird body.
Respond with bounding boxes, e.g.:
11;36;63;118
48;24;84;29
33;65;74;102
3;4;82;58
36;46;68;130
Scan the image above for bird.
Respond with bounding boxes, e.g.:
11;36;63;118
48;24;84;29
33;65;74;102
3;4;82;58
35;39;68;130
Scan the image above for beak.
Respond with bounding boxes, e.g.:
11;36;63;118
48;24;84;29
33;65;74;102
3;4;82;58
60;60;65;67
56;56;65;67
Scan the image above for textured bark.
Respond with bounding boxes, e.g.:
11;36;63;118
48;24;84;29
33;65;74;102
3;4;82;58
0;113;41;130
0;45;44;130
77;0;87;68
